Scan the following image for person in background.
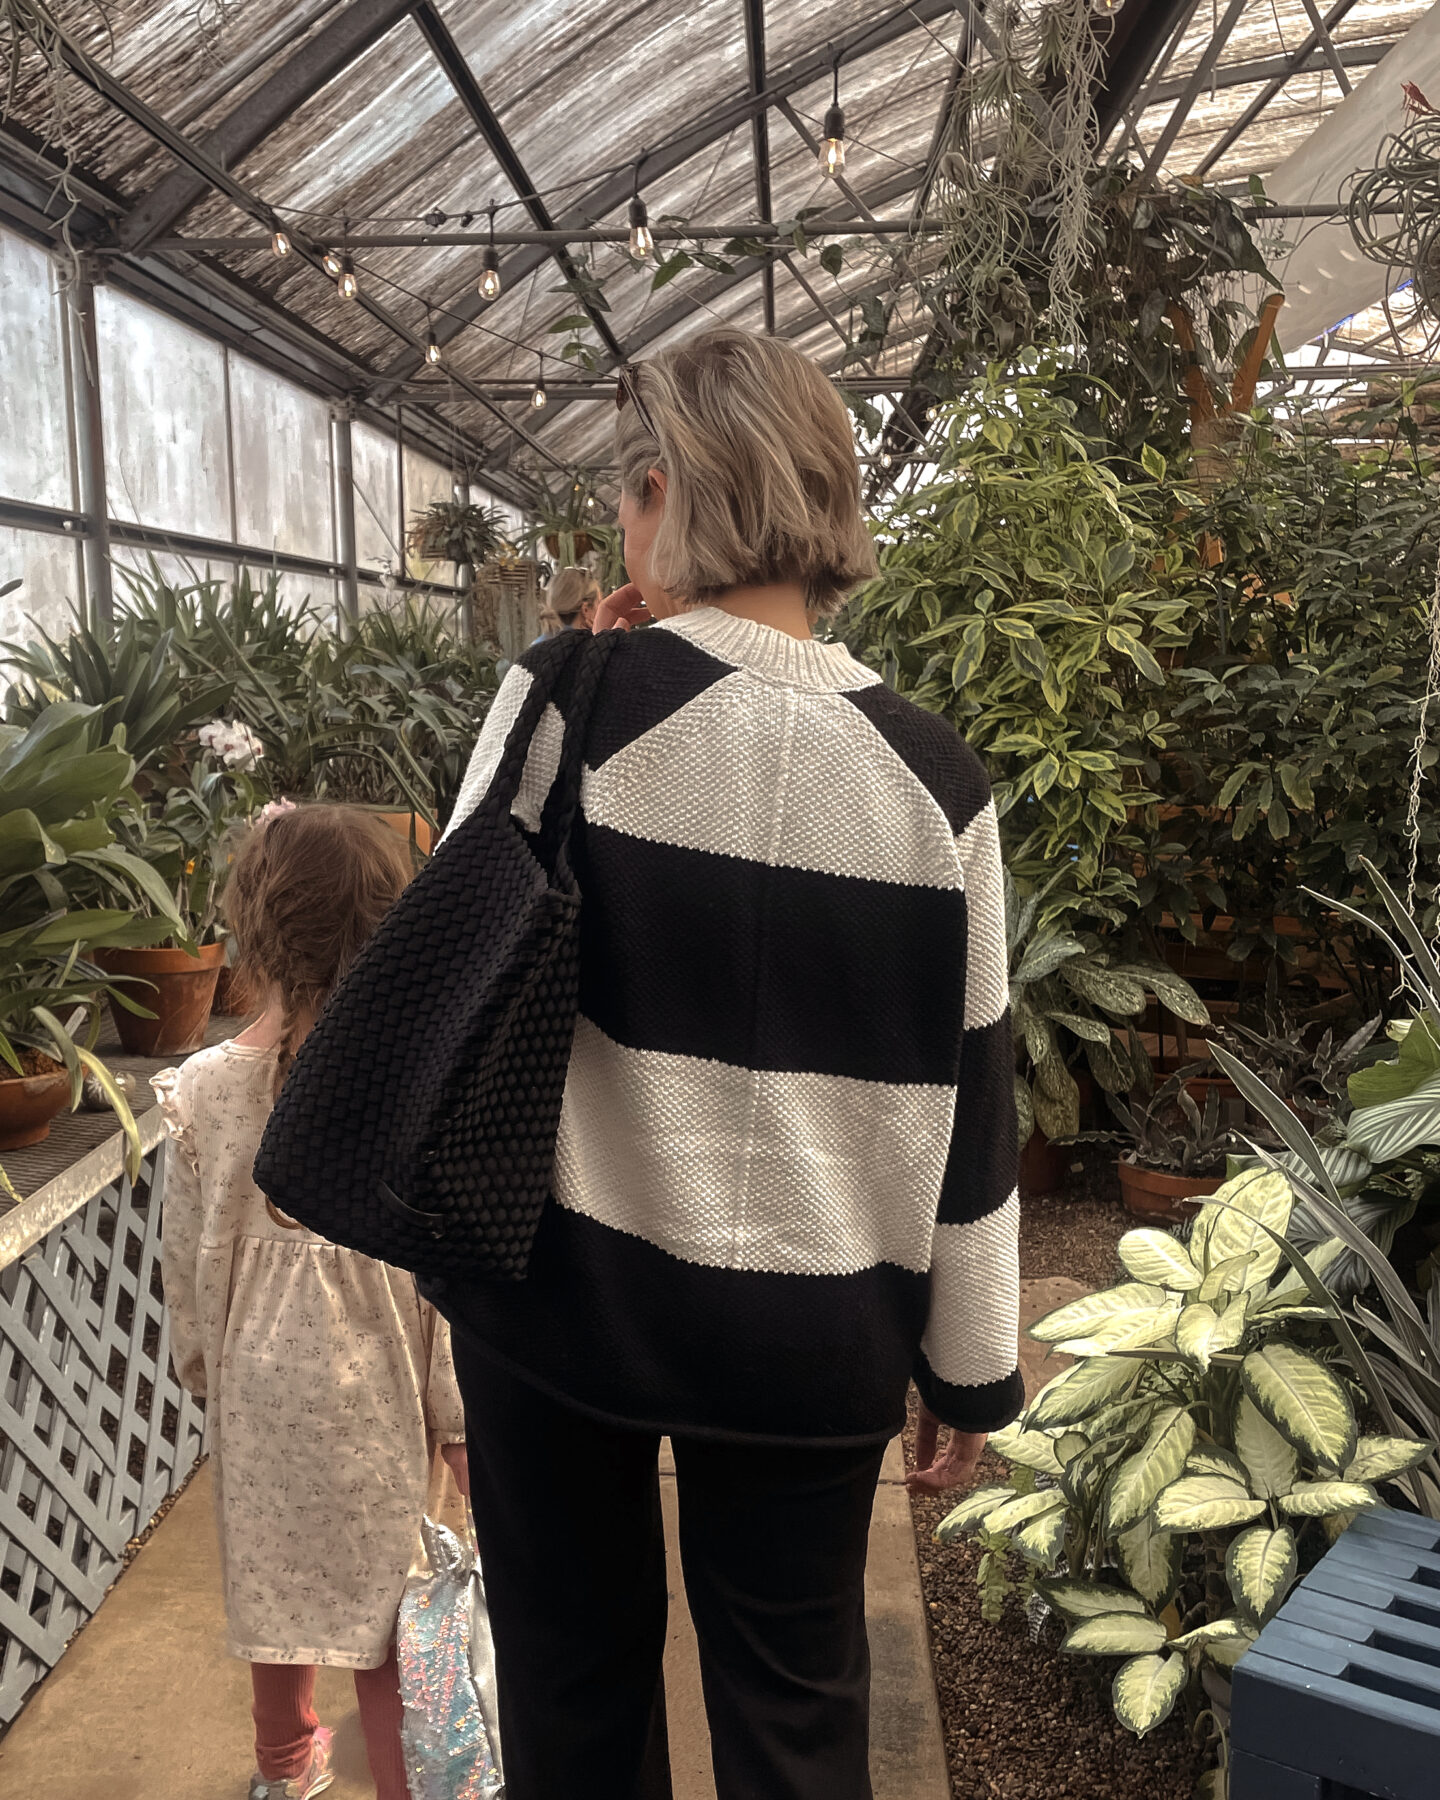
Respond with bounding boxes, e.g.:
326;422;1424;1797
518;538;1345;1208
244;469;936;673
155;806;469;1800
529;604;561;646
546;564;603;632
437;328;1021;1800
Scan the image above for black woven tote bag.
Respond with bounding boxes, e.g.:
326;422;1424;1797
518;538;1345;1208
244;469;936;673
252;629;616;1280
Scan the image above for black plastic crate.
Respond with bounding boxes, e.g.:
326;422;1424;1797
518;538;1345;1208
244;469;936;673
1231;1507;1440;1799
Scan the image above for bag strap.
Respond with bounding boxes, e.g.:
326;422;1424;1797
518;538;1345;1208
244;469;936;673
538;630;619;885
482;630;588;820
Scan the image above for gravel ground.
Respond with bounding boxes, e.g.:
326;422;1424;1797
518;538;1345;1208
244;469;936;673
903;1148;1205;1800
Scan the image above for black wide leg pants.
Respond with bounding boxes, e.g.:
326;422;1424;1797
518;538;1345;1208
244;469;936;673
452;1332;887;1800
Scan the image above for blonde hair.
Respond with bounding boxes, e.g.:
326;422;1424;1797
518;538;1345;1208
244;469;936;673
546;566;602;624
615;329;878;616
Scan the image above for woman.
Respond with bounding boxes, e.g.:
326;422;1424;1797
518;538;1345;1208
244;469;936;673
546;562;603;631
441;329;1021;1800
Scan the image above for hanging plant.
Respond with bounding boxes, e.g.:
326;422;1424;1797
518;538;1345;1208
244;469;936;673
406;499;508;568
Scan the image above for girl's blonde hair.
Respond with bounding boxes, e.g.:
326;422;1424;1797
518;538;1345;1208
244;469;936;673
223;806;412;1100
546;566;602;623
614;329;878;616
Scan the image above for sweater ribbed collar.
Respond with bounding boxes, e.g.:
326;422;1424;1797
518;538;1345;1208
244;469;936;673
657;607;881;693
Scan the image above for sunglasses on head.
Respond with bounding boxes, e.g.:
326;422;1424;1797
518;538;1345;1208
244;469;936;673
615;362;661;443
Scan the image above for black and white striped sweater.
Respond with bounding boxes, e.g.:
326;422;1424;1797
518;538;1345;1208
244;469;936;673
438;607;1022;1446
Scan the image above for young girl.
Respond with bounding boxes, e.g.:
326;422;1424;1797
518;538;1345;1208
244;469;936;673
155;805;469;1800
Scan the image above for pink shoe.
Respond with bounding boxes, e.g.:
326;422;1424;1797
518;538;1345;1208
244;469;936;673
247;1725;334;1800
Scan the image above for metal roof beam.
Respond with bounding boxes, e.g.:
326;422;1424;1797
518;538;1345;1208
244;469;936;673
412;1;623;362
1139;39;1389;107
742;0;775;334
1193;0;1366;178
119;0;418;251
372;0;963;391
1137;0;1250;182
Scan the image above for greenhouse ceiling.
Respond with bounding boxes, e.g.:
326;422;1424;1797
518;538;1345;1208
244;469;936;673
0;0;1427;503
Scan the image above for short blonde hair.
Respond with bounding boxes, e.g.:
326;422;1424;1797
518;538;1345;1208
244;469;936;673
546;565;603;622
615;329;878;616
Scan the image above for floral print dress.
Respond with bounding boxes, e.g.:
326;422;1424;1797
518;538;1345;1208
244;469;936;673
155;1041;466;1669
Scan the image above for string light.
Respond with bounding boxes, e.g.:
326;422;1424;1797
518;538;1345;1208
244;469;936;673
270;226;291;258
1089;0;1125;14
820;61;846;178
628;193;654;262
479;201;502;301
531;355;548;411
322;248;344;278
337;252;358;300
425;307;442;366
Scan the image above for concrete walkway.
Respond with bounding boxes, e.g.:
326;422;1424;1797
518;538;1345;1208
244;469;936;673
0;1442;947;1800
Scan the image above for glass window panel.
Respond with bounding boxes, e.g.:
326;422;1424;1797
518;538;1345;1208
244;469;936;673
0;527;82;642
229;354;335;561
352;422;401;573
403;449;456;581
97;287;232;541
0;228;72;510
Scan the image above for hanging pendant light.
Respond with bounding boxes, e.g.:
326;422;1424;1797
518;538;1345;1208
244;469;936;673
270;226;291;258
820;61;846;178
628;194;654;262
531;355;548;411
322;247;344;278
479;201;502;301
337;253;358;301
425;308;442;366
1089;0;1125;14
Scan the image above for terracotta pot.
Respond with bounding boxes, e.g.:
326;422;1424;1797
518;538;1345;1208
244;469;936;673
543;531;593;559
375;810;435;856
96;943;227;1056
1020;1129;1071;1198
1117;1158;1223;1223
0;1067;70;1149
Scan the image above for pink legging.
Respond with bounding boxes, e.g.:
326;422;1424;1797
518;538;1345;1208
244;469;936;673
251;1644;408;1800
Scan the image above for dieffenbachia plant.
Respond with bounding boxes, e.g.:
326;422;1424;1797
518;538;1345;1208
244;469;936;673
937;1167;1432;1743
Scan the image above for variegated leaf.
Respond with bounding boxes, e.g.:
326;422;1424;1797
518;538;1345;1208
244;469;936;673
1345;1436;1435;1482
1346;1073;1440;1164
1253;1238;1346;1313
1118;1229;1201;1291
1055;1298;1183;1358
1171;1616;1258;1651
1233;1393;1298;1499
1243;1344;1357;1472
1026;1357;1141;1429
1278;1480;1378;1518
1186;1445;1249;1485
986;1488;1068;1533
1153;1475;1266;1531
1030;1282;1168;1344
1175;1294;1249;1371
1198;1252;1258;1304
1104;1407;1196;1535
1012;1506;1066;1568
988;1423;1063;1474
1038;1579;1150;1619
1117;1517;1182;1608
1192;1169;1293;1287
1226;1525;1297;1624
1206;1618;1258;1668
1056;1431;1089;1466
935;1484;1016;1541
1062;1613;1169;1656
1111;1652;1186;1738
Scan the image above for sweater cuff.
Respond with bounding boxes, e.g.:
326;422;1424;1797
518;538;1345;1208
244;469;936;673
913;1359;1025;1435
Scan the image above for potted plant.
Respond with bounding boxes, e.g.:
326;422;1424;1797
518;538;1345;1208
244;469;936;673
406;498;508;571
518;472;620;567
99;721;266;1055
0;702;186;1159
1085;1045;1240;1220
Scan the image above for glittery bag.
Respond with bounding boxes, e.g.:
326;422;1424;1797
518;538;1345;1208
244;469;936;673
398;1517;505;1800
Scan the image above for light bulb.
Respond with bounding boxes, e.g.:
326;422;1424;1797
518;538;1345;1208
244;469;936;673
1089;0;1124;14
480;247;501;301
586;496;596;510
271;227;291;258
338;254;358;300
820;103;846;178
531;378;548;411
425;330;442;366
322;248;343;278
628;194;653;262
881;452;892;468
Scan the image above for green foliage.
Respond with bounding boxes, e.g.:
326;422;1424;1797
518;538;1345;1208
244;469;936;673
406;499;509;568
940;1167;1429;1749
844;362;1200;925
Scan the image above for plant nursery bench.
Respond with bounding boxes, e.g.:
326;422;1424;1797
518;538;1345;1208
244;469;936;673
1231;1506;1440;1799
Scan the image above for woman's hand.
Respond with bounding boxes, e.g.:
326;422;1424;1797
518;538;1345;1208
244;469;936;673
907;1406;987;1494
440;1441;471;1499
593;582;652;632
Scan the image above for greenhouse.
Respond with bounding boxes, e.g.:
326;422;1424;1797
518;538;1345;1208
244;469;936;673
2;0;1440;1797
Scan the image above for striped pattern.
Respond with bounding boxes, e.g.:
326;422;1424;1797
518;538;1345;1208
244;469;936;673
439;608;1022;1443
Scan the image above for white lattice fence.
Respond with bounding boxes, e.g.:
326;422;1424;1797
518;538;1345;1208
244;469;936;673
0;1130;204;1724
